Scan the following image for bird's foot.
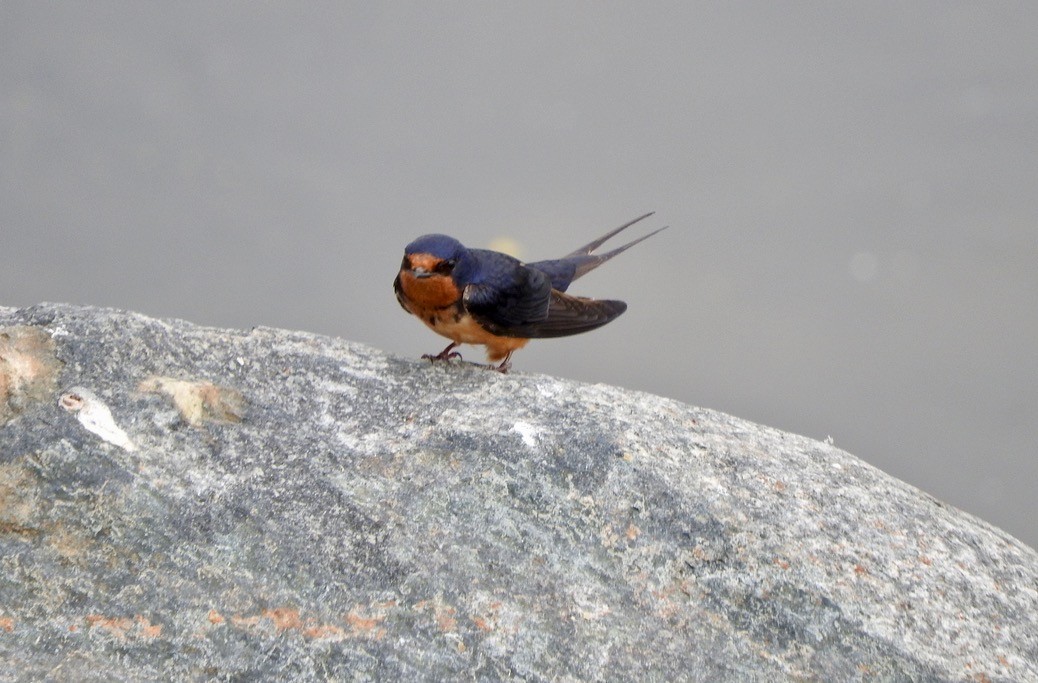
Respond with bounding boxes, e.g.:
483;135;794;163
422;342;462;363
421;351;462;361
486;353;512;373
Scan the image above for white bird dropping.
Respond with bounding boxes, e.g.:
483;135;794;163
59;386;136;451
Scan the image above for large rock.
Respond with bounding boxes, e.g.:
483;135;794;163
1;303;1035;681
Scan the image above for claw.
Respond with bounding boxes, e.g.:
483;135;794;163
488;352;513;373
422;342;462;362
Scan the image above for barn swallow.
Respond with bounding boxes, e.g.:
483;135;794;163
394;212;666;372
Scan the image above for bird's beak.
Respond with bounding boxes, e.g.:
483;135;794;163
412;267;431;279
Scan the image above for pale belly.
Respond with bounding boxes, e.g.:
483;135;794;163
419;307;528;361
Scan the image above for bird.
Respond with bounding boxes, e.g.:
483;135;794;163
393;212;666;372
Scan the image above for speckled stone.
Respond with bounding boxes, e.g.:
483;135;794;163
1;303;1035;681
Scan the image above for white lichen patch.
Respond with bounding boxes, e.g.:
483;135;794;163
59;387;136;451
512;421;541;449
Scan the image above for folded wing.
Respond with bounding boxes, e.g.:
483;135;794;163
467;282;626;339
462;264;553;333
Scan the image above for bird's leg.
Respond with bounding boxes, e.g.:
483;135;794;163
491;351;513;373
422;341;462;362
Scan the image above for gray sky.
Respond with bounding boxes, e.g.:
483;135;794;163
3;3;1036;547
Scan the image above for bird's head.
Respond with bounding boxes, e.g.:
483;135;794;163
400;234;473;283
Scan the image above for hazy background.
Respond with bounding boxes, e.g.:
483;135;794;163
3;3;1035;547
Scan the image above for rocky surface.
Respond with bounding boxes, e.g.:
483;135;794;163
1;303;1036;681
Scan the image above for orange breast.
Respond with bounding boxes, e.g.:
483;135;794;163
397;271;462;310
398;267;530;362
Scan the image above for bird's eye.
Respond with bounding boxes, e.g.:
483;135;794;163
436;259;456;273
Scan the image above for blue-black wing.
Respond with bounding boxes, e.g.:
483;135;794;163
465;271;626;339
511;290;627;338
462;252;554;333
